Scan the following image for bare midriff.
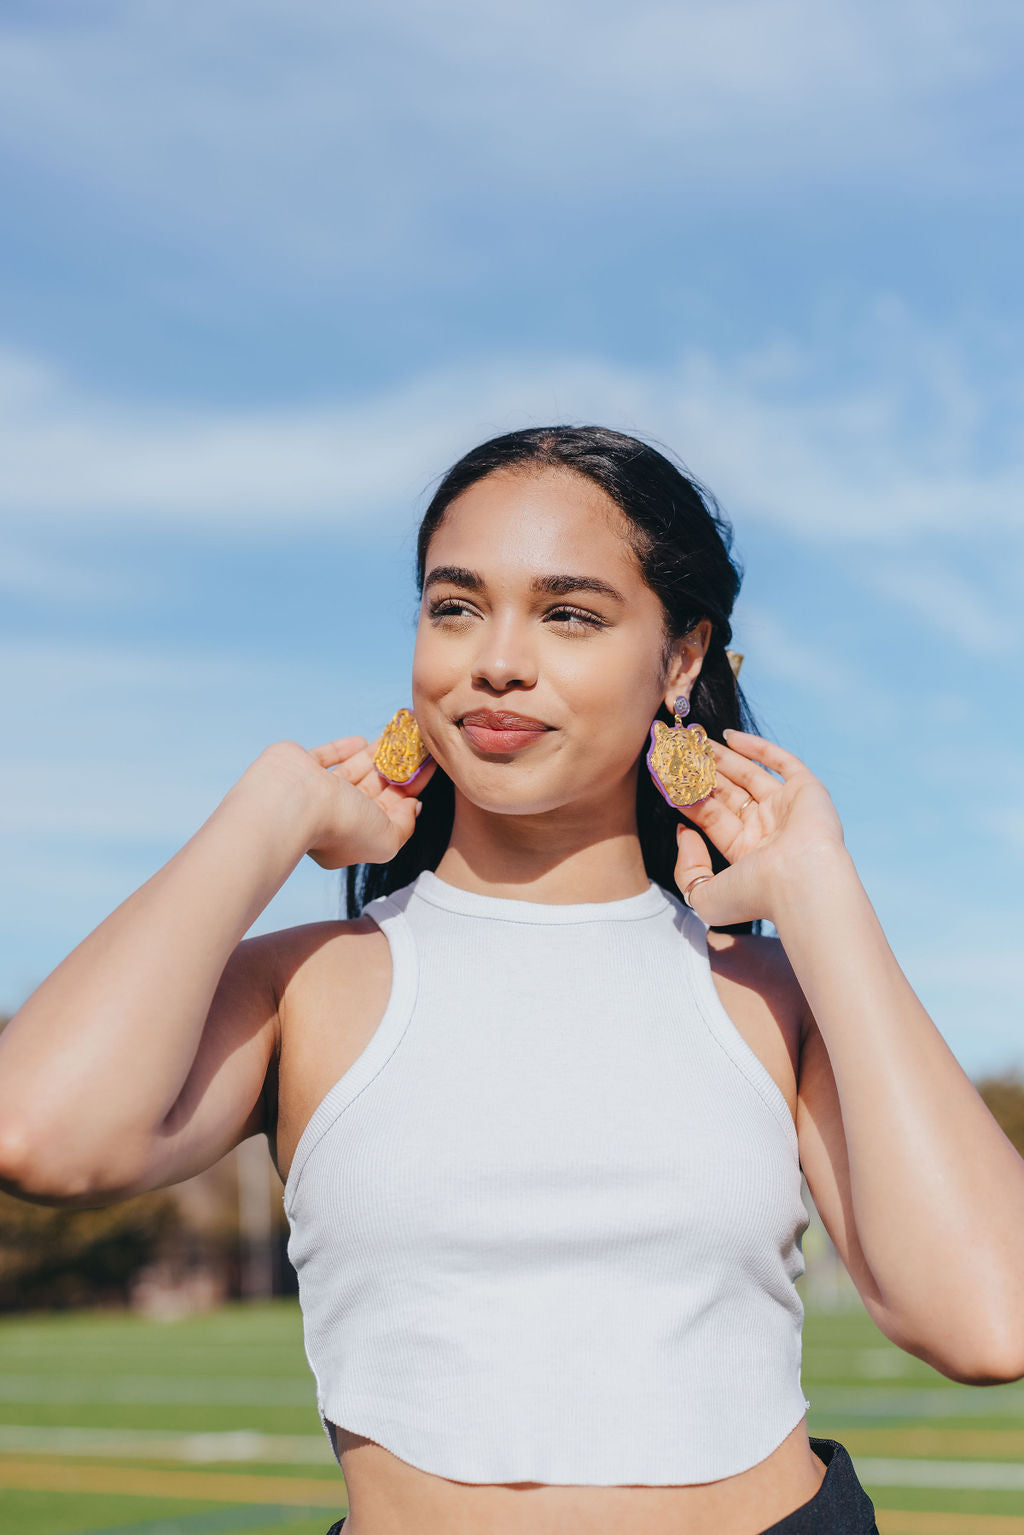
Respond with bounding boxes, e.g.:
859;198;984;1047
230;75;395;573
331;1416;827;1535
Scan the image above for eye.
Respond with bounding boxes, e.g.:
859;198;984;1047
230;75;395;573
425;598;606;632
427;597;476;622
545;606;605;631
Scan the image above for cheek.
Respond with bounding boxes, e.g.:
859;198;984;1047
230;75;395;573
412;641;459;699
410;639;463;762
597;648;665;725
564;660;665;774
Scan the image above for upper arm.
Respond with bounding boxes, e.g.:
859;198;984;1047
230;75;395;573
122;931;283;1198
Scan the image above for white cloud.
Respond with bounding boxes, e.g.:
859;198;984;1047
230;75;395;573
0;636;412;839
975;803;1024;860
0;1;1019;287
0;541;123;603
0;634;396;1009
1;328;1019;555
867;563;1020;658
730;600;880;706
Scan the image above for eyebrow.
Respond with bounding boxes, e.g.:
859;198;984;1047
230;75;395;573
423;565;626;604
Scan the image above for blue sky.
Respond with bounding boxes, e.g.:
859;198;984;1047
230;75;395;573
1;1;1021;1078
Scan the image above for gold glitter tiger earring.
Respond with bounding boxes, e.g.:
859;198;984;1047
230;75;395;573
646;694;717;809
372;707;433;785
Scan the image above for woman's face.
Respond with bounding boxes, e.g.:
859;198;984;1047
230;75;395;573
411;466;709;819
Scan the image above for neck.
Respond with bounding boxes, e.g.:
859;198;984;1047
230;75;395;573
432;781;650;905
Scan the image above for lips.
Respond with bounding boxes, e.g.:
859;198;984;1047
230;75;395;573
460;709;552;730
459;708;554;755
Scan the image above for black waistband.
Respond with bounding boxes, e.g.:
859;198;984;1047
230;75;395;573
757;1436;878;1534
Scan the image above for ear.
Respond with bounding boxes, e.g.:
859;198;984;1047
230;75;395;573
662;619;713;713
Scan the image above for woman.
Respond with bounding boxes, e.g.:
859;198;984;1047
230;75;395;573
2;426;1022;1535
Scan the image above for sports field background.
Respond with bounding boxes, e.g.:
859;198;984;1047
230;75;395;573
1;1295;1022;1535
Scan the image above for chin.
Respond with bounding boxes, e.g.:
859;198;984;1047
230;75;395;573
450;772;579;819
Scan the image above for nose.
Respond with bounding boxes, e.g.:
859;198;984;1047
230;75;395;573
470;612;539;693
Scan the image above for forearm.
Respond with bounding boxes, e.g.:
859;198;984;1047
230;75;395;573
771;847;1024;1363
0;759;317;1177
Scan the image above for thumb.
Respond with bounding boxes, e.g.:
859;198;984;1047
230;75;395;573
674;824;714;918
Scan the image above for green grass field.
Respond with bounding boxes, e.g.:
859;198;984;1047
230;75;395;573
1;1296;1022;1534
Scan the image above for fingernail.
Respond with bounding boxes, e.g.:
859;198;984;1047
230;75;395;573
414;800;423;816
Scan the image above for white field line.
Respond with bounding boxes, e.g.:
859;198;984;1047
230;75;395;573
0;1374;312;1406
809;1386;1024;1418
858;1457;1024;1491
0;1425;331;1464
2;1427;1024;1490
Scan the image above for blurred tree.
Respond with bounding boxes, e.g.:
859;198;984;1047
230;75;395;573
0;1011;293;1310
0;1187;182;1311
975;1070;1024;1158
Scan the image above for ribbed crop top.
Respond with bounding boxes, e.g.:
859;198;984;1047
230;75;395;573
284;869;811;1486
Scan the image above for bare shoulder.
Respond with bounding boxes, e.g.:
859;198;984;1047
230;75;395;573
262;915;393;1182
704;928;807;1030
703;927;808;1121
266;915;388;1010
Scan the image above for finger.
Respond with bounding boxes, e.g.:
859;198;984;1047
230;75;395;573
376;755;437;804
674;824;713;884
677;786;746;844
721;729;806;781
674;826;717;918
330;742;382;787
709;739;781;799
369;734;436;793
334;735;387;788
703;771;762;821
306;736;369;767
396;755;437;795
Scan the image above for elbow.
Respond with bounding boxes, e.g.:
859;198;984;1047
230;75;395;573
943;1347;1024;1388
957;1279;1024;1385
907;1315;1024;1387
965;1322;1024;1387
870;1292;1024;1386
0;1121;143;1207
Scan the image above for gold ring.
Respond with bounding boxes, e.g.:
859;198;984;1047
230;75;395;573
682;873;715;909
737;794;754;814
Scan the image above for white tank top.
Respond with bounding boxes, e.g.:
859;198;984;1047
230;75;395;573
284;868;811;1485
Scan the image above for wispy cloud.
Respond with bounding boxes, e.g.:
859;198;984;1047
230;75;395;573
867;563;1020;657
975;802;1024;860
1;1;1019;292
0;637;409;837
1;320;1020;550
0;541;122;603
730;600;881;708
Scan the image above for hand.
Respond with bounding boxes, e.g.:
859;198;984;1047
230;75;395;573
672;728;846;927
250;735;437;870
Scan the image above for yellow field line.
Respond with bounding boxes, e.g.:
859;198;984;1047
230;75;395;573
844;1428;1024;1458
3;1461;1024;1533
0;1457;346;1509
875;1513;1024;1534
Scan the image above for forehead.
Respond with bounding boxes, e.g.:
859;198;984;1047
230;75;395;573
426;466;645;587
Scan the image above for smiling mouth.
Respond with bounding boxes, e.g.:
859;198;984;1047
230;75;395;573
459;712;553;753
460;710;552;731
